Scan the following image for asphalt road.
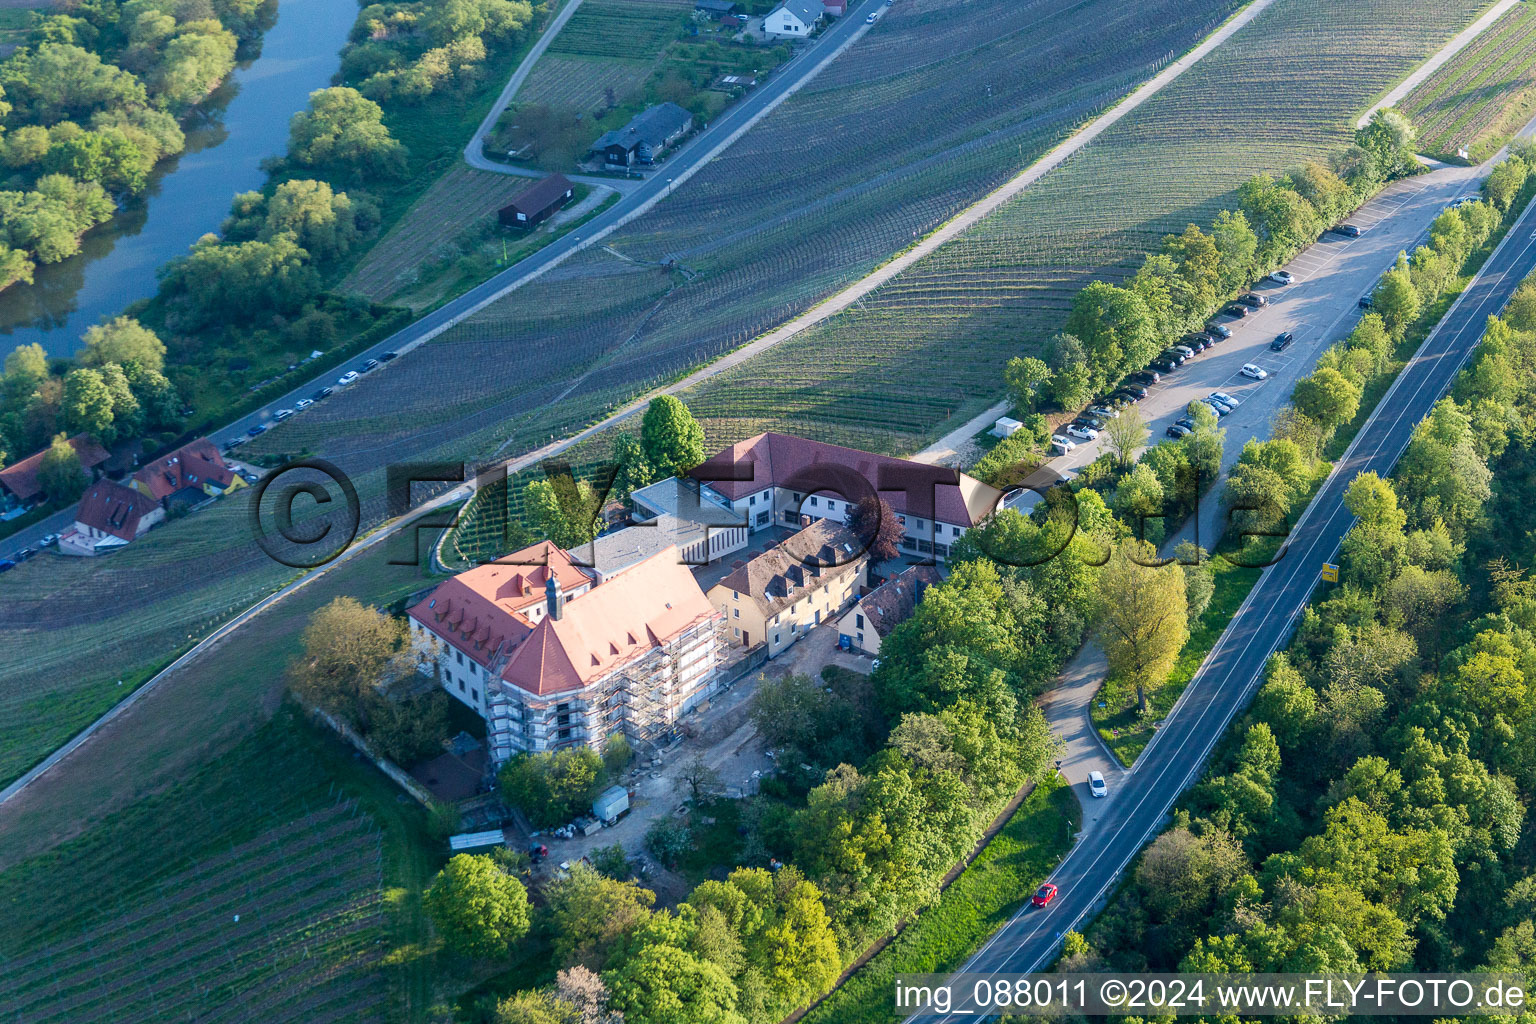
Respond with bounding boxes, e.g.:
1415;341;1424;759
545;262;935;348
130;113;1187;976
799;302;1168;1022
911;178;1536;1023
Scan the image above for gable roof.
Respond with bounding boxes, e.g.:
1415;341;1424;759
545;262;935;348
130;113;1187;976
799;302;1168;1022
503;173;574;218
713;519;864;617
408;541;595;670
593;103;693;153
501;547;717;695
132;437;235;502
0;434;109;503
769;0;823;24
858;565;942;638
75;479;156;541
691;432;999;527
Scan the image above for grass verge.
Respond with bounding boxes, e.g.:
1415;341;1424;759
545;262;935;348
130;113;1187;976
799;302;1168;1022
796;777;1077;1024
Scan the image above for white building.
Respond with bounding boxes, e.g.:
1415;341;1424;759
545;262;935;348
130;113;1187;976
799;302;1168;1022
408;541;722;764
764;0;824;36
689;432;1000;563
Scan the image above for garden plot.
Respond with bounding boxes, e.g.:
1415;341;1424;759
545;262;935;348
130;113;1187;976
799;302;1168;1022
1405;2;1536;161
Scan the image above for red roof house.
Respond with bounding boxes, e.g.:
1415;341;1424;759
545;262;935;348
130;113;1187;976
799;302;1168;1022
131;437;244;508
59;479;165;555
0;434;110;505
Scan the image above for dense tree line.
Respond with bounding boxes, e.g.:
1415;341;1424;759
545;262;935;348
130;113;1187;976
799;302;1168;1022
345;0;535;105
1004;112;1424;419
1075;264;1536;982
0;0;276;288
1222;151;1530;560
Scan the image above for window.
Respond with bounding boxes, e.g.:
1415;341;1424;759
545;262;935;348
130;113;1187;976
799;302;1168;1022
750;494;757;505
732;590;739;600
458;679;465;693
471;689;479;702
732;627;740;638
810;496;819;507
455;650;463;665
792;492;802;501
774;633;780;644
856;613;865;629
733;608;739;618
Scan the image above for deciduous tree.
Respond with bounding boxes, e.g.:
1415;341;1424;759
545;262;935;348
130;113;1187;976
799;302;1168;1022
1095;540;1188;714
424;853;531;958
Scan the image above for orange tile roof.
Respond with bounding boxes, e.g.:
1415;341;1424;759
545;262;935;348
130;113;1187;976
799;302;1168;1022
501;548;717;695
132;437;235;502
408;541;594;670
75;479;156;541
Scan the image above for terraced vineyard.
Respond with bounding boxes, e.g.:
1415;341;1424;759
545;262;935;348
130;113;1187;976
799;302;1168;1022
1405;2;1536;161
677;0;1494;451
0;720;394;1024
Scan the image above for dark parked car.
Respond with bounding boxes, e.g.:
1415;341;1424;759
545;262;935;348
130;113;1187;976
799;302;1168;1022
1206;322;1232;339
0;559;15;573
1358;294;1373;309
14;547;34;561
1075;414;1105;430
360;358;380;372
1166;423;1191;439
1175;416;1196;431
1238;293;1267;308
1133;370;1161;385
1116;384;1149;400
1335;223;1362;237
379;351;398;362
1151;358;1177;373
1223;303;1252;318
1271;331;1295;352
247;423;269;437
1162;349;1188;365
314;386;334;400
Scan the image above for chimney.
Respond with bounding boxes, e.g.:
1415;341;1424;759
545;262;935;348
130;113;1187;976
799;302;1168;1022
545;576;564;621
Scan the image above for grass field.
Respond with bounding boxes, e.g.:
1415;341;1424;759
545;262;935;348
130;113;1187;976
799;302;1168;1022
1405;2;1536;162
518;53;654;113
547;0;690;61
0;711;431;1023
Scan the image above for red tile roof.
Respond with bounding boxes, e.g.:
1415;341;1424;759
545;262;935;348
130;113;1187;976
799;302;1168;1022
75;479;156;541
408;541;595;671
714;519;866;618
0;434;109;503
692;432;998;527
132;437;235;502
501;548;716;695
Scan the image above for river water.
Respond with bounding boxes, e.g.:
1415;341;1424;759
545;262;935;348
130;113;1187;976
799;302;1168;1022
0;0;358;358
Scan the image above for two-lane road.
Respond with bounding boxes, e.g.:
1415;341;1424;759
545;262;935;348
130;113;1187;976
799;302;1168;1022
916;184;1536;1022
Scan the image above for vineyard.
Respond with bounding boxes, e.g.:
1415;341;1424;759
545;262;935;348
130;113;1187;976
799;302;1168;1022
675;0;1493;451
0;718;398;1024
1404;2;1536;162
518;53;654;113
546;0;691;61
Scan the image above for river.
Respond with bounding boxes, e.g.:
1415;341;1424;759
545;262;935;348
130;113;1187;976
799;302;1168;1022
0;0;358;359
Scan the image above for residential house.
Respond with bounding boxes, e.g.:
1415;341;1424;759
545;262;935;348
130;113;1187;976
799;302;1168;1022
0;434;109;509
624;475;750;568
59;479;164;556
837;564;941;656
694;0;739;16
764;0;824;36
690;432;1000;562
590;103;694;169
408;540;721;764
130;437;245;511
498;173;575;229
707;519;867;658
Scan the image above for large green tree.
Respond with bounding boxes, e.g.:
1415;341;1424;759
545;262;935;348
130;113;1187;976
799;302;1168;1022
424;853;532;959
1095;540;1188;714
640;396;706;478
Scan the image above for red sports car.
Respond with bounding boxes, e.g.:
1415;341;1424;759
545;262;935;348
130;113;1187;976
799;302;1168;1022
1032;883;1058;908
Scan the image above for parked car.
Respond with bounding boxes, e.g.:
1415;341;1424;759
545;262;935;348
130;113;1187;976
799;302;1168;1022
1187;331;1217;348
1066;423;1098;440
1166;423;1191;439
1074;417;1104;432
1268;270;1294;285
1133;370;1160;385
1088;771;1107;798
865;10;878;21
1334;223;1362;237
1206;322;1232;339
39;533;58;547
360;358;380;373
1151;357;1177;373
379;351;399;362
1089;405;1120;420
337;371;359;386
0;559;14;573
295;398;314;411
1210;391;1240;408
1202;398;1230;416
247;423;269;436
1116;384;1148;400
273;408;294;422
314;386;335;400
1032;883;1059;908
14;547;35;561
1049;435;1076;454
1358;294;1373;309
224;436;246;451
1172;345;1196;360
1223;303;1252;318
1238;292;1267;308
1241;363;1268;380
1174;416;1195;431
1271;331;1294;351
